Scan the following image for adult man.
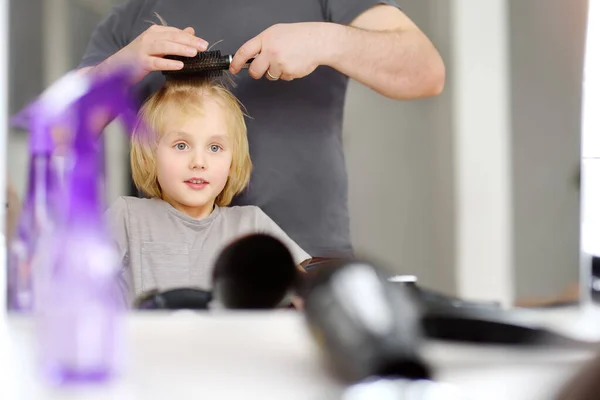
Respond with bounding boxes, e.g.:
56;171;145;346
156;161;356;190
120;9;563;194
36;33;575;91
78;0;445;260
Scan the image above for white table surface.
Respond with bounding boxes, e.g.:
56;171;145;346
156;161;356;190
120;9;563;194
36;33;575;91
1;307;599;400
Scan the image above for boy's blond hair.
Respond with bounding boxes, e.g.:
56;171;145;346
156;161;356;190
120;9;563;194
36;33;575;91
130;78;252;206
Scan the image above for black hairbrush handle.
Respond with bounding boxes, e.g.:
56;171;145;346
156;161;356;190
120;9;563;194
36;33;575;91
223;54;255;69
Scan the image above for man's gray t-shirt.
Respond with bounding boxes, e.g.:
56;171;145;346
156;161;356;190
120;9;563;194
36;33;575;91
80;0;398;258
107;196;311;304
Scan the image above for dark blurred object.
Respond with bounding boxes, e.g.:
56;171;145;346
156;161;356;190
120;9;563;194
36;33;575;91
303;259;430;384
212;233;298;309
135;288;212;310
590;256;600;303
555;353;600;400
389;277;591;346
421;306;556;345
394;276;502;311
301;261;592;347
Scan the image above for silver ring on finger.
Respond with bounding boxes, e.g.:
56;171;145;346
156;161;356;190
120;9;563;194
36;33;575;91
267;69;280;80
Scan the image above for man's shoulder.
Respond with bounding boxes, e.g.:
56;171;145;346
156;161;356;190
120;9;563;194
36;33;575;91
100;0;158;29
112;0;160;17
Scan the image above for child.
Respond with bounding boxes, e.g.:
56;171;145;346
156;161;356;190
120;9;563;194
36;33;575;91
106;76;311;306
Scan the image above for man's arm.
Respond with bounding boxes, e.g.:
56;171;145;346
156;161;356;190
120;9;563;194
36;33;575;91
230;5;444;100
80;25;207;83
76;0;207;81
327;5;445;99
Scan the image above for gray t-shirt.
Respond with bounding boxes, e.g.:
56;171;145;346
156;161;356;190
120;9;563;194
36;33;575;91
106;196;311;304
80;0;399;258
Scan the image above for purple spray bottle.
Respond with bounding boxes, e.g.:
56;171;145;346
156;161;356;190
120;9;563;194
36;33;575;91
7;110;62;312
30;67;141;385
7;71;95;312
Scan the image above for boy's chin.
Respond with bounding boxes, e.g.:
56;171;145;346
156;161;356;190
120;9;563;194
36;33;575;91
178;195;216;209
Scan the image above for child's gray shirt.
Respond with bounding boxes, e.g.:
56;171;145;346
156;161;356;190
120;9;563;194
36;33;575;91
106;196;311;305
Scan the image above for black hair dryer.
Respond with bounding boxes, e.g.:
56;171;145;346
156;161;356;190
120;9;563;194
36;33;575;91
302;259;471;399
302;259;430;383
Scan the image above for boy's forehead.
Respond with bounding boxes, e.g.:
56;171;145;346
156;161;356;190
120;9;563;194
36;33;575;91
163;95;224;116
161;102;230;134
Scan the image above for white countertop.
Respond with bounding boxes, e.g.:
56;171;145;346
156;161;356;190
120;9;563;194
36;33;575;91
1;307;598;400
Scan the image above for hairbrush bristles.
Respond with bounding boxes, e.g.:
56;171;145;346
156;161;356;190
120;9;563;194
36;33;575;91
163;50;229;79
163;69;224;80
162;50;254;80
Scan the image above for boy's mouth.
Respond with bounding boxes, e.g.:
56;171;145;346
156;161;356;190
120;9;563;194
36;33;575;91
185;178;209;189
185;178;208;184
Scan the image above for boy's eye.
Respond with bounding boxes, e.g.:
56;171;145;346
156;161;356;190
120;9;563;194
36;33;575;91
175;143;188;151
209;144;222;152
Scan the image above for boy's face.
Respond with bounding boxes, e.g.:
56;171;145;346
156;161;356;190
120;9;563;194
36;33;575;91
155;98;233;218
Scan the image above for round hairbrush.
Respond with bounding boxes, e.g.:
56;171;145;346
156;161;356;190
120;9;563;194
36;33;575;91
163;50;254;79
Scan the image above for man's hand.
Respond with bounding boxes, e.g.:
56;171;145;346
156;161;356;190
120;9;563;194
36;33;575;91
229;22;331;81
75;25;210;133
100;25;209;82
230;6;444;99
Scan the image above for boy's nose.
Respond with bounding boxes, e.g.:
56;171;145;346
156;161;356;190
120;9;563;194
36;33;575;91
190;151;206;170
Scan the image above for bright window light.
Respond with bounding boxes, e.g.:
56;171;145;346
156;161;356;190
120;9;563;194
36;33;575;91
581;0;600;257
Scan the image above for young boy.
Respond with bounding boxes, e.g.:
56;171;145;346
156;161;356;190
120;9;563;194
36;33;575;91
106;76;311;306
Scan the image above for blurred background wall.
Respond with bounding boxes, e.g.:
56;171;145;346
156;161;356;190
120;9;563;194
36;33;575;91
5;0;588;304
347;0;585;303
